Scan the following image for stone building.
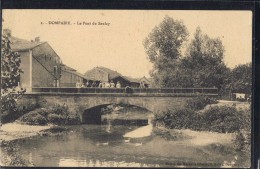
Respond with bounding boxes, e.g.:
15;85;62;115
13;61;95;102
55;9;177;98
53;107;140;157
84;66;151;88
60;64;88;87
7;29;62;91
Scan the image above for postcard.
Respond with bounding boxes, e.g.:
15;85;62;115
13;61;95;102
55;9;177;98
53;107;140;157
1;9;252;168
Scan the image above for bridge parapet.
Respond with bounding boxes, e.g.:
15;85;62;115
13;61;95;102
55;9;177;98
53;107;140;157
30;87;218;96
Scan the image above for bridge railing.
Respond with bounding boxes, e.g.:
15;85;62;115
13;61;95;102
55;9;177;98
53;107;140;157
31;87;218;95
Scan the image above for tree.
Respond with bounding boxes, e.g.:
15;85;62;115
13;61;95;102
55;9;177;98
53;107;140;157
143;16;189;87
1;30;24;114
182;27;229;89
231;63;252;94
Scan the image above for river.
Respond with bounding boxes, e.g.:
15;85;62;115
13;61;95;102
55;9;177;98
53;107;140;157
5;120;240;168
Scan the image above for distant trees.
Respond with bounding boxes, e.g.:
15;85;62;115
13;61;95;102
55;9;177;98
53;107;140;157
1;30;24;114
182;27;230;89
144;17;251;93
230;63;252;94
143;16;189;87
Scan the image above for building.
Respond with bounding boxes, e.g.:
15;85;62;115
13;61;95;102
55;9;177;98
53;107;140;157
7;29;62;91
60;64;88;87
84;66;121;82
84;66;151;88
139;76;152;88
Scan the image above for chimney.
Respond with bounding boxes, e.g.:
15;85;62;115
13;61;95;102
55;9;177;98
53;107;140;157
3;29;11;37
35;37;40;43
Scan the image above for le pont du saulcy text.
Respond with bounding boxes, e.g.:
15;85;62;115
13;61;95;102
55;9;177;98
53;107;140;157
46;21;110;26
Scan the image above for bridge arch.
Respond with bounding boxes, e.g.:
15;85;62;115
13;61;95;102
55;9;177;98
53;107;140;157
81;103;152;124
75;97;156;113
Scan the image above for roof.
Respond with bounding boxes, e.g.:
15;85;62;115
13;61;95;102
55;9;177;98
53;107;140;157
62;69;87;79
84;66;122;82
95;66;122;79
123;76;140;83
10;36;46;52
61;64;76;71
140;76;151;84
61;64;87;79
84;66;151;84
62;64;101;81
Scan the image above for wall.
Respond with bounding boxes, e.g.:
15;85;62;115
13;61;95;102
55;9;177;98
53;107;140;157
60;70;74;87
60;70;84;87
32;43;61;87
19;51;30;89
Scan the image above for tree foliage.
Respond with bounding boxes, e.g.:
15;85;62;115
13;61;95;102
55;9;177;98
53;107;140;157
181;27;230;89
143;16;189;87
143;17;232;89
1;32;24;114
231;63;252;94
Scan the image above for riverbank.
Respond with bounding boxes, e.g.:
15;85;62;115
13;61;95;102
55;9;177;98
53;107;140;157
0;123;51;143
0;123;53;166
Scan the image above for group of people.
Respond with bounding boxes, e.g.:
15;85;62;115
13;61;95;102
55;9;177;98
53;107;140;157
98;81;122;88
76;80;122;88
76;80;148;89
139;81;147;88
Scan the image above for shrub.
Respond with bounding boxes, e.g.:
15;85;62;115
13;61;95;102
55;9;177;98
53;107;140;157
17;104;81;125
19;109;47;125
233;131;246;151
186;96;218;111
1;97;39;124
47;113;65;125
48;104;69;115
65;113;81;125
153;105;250;133
153;108;197;129
200;106;247;133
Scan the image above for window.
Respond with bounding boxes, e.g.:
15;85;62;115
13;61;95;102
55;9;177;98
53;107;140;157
54;66;57;74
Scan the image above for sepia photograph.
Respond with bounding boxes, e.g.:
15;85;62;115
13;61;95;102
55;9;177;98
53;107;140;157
0;9;252;167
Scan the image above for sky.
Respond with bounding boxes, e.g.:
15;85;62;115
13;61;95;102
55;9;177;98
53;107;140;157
2;10;252;78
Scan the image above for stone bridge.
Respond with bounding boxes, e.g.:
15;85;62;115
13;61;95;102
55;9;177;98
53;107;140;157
21;87;218;122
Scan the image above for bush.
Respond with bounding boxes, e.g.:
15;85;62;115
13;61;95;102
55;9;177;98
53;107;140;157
153;105;250;133
47;104;69;115
17;103;81;125
1;97;39;124
153;108;197;129
47;113;65;125
65;113;81;125
186;96;218;111
200;106;247;133
19;109;47;125
233;131;246;151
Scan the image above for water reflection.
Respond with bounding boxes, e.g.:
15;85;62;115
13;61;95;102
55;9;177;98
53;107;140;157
8;120;234;167
59;158;160;167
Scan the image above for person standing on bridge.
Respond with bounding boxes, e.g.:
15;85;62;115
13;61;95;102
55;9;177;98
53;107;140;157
91;81;96;88
102;82;106;88
85;80;90;87
139;81;144;88
116;81;121;88
105;81;110;88
110;80;115;88
98;81;102;88
76;81;81;88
